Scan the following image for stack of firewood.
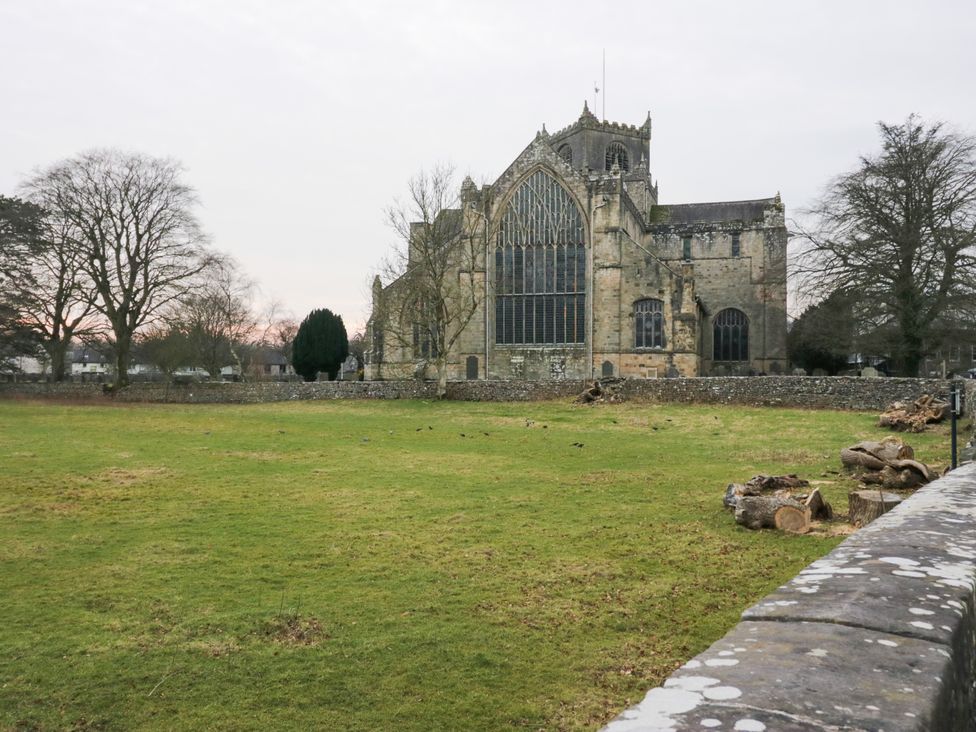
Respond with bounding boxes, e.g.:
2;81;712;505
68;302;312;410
724;474;832;534
878;395;949;432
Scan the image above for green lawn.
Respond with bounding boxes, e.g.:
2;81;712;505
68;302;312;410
0;399;950;731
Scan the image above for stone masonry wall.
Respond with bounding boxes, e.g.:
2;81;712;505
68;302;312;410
602;462;976;731
0;376;969;413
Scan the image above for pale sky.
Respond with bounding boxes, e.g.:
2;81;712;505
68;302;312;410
2;0;975;330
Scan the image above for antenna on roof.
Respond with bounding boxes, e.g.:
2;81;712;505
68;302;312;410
602;48;606;121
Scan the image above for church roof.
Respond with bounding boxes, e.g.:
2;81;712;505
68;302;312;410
654;198;778;225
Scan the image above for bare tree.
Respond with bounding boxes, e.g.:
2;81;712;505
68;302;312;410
18;215;102;381
137;323;193;383
173;256;257;380
22;150;213;387
792;116;976;376
256;299;299;365
373;165;492;395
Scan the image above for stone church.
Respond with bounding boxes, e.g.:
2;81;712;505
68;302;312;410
365;103;787;381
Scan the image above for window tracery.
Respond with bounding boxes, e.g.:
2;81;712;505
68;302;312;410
495;170;586;345
605;142;629;172
634;299;665;348
713;308;749;361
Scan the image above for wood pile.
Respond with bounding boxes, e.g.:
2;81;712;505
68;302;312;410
840;437;936;490
575;378;625;404
878;394;949;432
725;474;832;534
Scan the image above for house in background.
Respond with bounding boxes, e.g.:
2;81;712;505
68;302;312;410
246;347;295;380
0;353;49;380
219;348;296;381
70;345;111;377
338;354;361;381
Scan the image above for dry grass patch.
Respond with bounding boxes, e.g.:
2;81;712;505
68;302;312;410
259;613;326;646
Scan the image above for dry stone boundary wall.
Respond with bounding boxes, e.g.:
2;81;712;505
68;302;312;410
0;376;971;414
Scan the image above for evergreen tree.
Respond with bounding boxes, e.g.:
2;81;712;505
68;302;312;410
292;308;349;381
788;291;853;375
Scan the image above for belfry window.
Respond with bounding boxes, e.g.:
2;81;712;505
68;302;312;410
713;308;749;361
495;170;586;345
731;233;741;257
605;142;629;172
558;144;573;166
634;299;665;349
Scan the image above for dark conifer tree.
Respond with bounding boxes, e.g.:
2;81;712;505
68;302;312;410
292;308;349;381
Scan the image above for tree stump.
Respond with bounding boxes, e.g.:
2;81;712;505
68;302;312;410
735;496;811;533
848;490;903;527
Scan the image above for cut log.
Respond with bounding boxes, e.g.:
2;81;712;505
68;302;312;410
723;483;758;509
860;459;934;490
735;496;811;533
575;384;601;404
888;458;936;483
849;490;903;527
805;488;833;521
841;439;914;471
775;505;812;533
840;448;887;471
746;474;810;492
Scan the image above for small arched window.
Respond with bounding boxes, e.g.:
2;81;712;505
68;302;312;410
605;142;629;172
713;308;749;361
635;299;665;348
558;144;573;166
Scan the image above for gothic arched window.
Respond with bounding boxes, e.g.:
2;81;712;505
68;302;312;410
412;300;438;359
558;144;573;166
635;299;665;348
605;142;629;172
495;170;586;345
713;308;749;361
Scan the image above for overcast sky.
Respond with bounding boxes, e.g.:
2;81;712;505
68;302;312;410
2;0;975;329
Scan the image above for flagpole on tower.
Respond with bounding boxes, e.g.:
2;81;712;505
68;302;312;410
602;48;606;121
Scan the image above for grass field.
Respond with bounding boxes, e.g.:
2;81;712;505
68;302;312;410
0;398;951;731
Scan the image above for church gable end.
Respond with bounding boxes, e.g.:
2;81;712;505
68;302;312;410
365;106;787;382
